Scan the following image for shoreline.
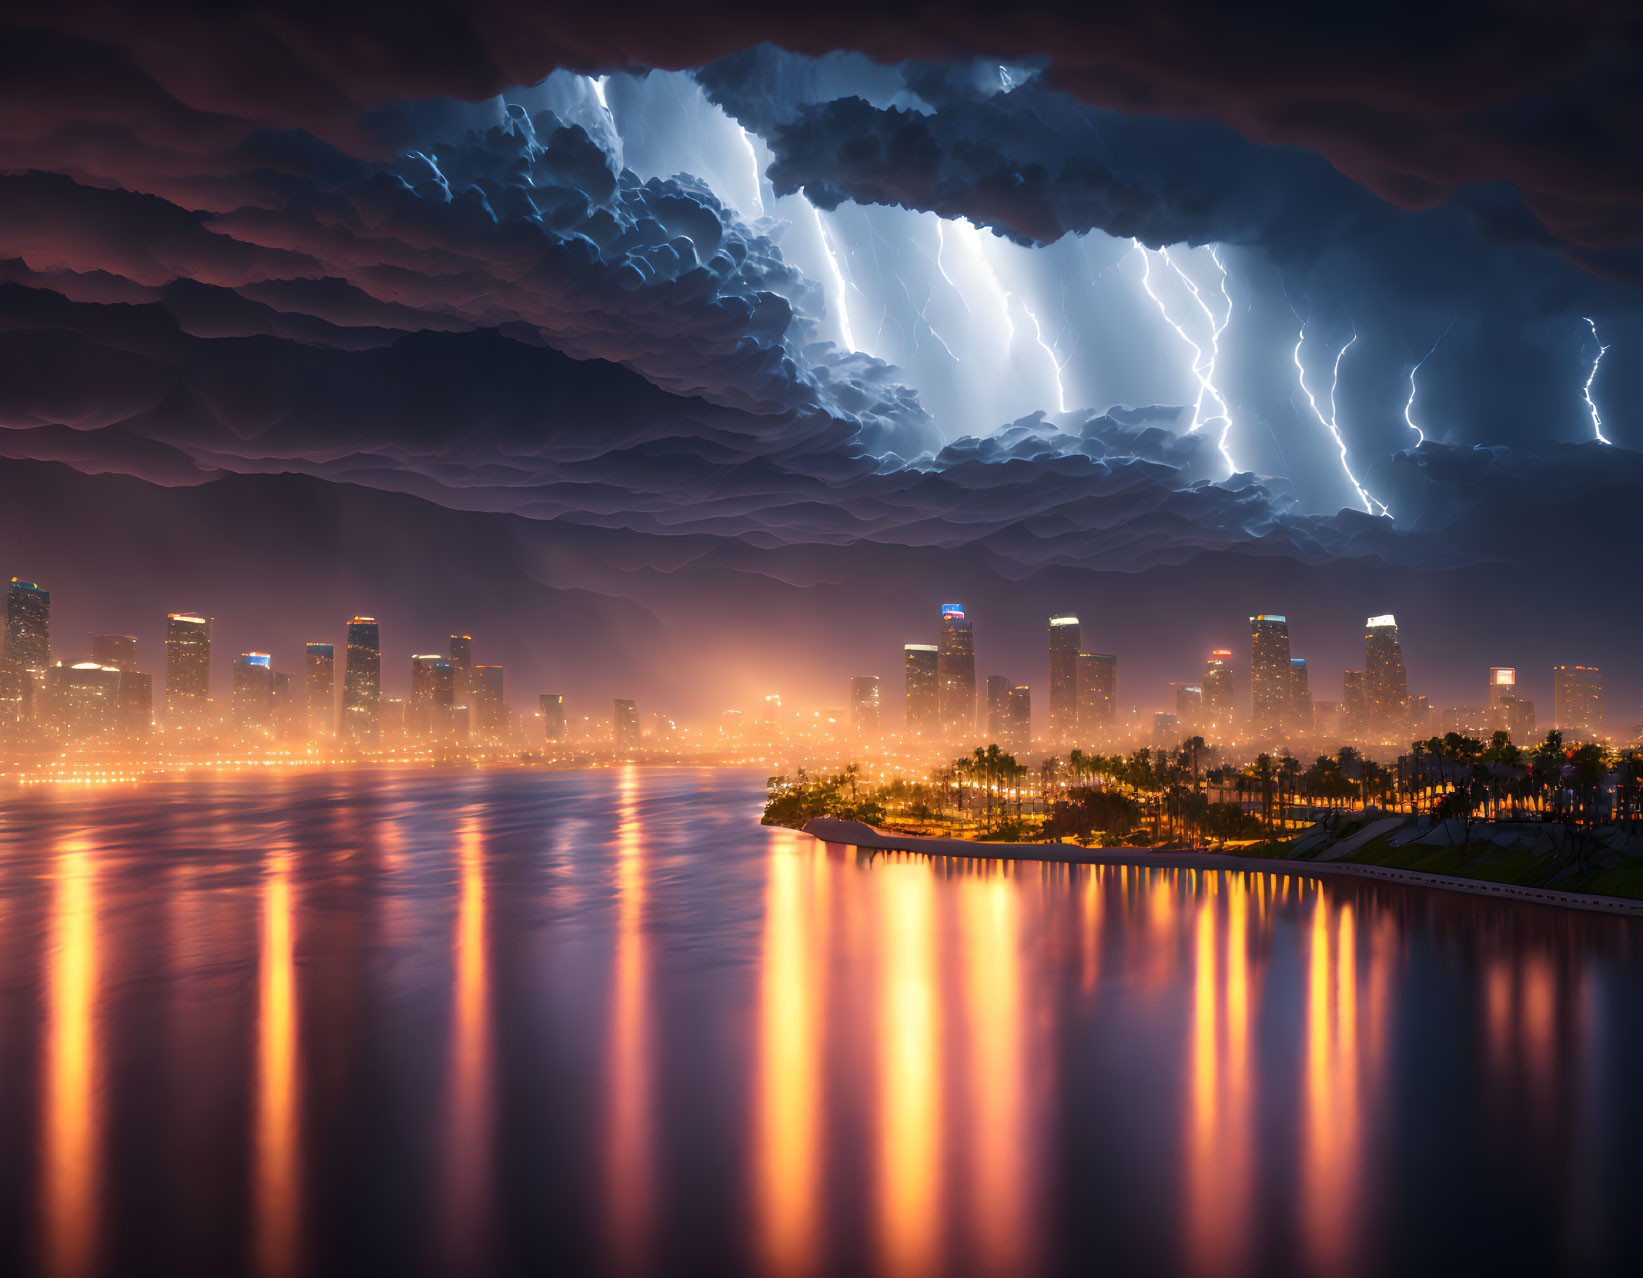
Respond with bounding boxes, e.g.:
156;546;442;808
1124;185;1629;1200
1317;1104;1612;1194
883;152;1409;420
800;817;1643;919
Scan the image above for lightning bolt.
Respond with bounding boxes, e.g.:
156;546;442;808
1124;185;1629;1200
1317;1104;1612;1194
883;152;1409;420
1403;320;1452;447
809;203;857;351
1019;297;1069;412
933;221;968;312
734;124;765;218
1294;325;1388;517
1131;240;1238;475
1581;316;1611;445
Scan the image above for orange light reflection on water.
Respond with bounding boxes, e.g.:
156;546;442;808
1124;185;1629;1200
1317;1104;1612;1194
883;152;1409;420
442;810;491;1262
42;836;99;1278
607;768;652;1273
254;845;300;1277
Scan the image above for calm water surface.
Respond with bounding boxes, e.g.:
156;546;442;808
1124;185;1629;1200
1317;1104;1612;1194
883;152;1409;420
0;767;1640;1277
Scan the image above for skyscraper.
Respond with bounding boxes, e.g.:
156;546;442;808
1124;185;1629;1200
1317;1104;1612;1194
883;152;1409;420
1174;682;1203;730
89;633;137;671
306;642;335;740
985;674;1009;741
1553;665;1602;736
1342;671;1367;738
1289;658;1312;732
1076;652;1117;738
47;662;121;742
850;675;881;737
232;652;274;736
1202;649;1235;732
342;617;381;747
2;578;50;728
117;670;152;742
1048;615;1081;741
613;698;641;754
164;612;212;732
1364;614;1409;739
1003;685;1031;755
1249;614;1292;732
936;604;976;735
539;693;566;742
1488;667;1516;707
474;665;505;740
409;653;454;739
904;644;939;736
272;670;300;743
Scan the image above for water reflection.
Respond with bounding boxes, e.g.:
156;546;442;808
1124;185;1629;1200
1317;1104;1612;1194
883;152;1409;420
42;836;99;1278
0;770;1640;1277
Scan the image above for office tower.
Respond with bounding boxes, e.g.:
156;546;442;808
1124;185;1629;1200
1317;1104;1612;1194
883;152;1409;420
1553;665;1602;736
1003;685;1031;755
1342;671;1367;738
1412;695;1432;734
89;633;137;671
1153;712;1181;744
47;663;120;742
409;654;450;739
1313;699;1342;740
539;694;566;742
342;617;381;747
164;612;212;731
449;634;473;672
1488;667;1516;707
1363;614;1409;739
613;698;641;754
117;670;152;743
2;578;51;727
904;644;939;736
936;604;976;735
1048;615;1081;741
985;674;1009;741
474;665;505;739
305;643;335;741
449;633;475;711
850;675;882;737
1174;682;1203;730
1249;614;1292;732
1202;649;1235;731
1289;658;1312;732
232;653;274;736
1076;652;1117;738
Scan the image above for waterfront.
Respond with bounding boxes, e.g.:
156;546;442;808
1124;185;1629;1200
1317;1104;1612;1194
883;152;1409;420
0;768;1640;1276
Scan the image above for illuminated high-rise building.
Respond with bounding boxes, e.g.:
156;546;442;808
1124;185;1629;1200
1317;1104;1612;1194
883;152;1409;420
1488;667;1517;707
850;675;881;737
539;693;566;742
1364;614;1409;739
342;617;381;747
1173;682;1203;730
1048;615;1080;741
232;652;274;736
164;612;212;731
1249;614;1292;732
2;578;51;728
1202;649;1235;733
1342;670;1367;738
46;662;120;742
89;633;137;671
613;698;641;754
272;671;300;743
1076;652;1117;738
985;674;1009;741
306;643;335;740
1553;665;1602;736
474;665;504;739
904;644;939;736
936;604;976;735
1002;685;1031;755
409;653;453;739
1289;658;1312;732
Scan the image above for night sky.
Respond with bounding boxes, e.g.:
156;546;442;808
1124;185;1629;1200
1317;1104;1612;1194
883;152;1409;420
3;2;1640;724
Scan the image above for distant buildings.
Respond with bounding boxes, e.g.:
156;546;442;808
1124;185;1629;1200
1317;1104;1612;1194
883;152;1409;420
904;644;939;736
89;633;137;671
936;604;975;735
1342;671;1367;738
306;643;335;740
1553;665;1602;736
985;674;1009;741
1364;614;1409;739
164;612;212;732
1076;651;1116;738
475;665;505;740
1289;658;1311;732
540;693;565;741
342;617;381;746
1249;615;1292;733
850;675;881;737
613;698;641;754
2;578;51;728
1487;666;1536;742
1202;649;1235;732
232;652;274;737
1173;682;1203;731
1048;615;1080;742
1002;685;1031;755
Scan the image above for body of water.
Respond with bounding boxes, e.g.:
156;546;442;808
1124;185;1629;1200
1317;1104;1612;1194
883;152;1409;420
0;767;1639;1276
